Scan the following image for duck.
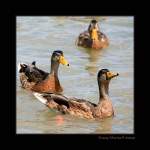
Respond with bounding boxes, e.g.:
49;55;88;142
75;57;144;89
18;50;69;93
33;69;119;119
77;19;109;50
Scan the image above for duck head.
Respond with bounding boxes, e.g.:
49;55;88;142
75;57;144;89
88;19;100;41
50;50;69;74
51;50;69;66
98;69;119;81
97;69;119;99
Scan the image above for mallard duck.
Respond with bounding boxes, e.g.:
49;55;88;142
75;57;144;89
77;19;109;49
18;50;69;93
33;69;119;119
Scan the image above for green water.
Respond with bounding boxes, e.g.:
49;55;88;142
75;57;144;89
17;16;134;133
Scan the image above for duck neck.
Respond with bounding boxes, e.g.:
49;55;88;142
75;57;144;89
98;80;110;103
50;60;59;76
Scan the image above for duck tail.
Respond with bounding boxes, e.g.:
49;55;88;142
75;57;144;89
33;92;48;105
17;62;28;73
17;63;21;72
17;62;25;72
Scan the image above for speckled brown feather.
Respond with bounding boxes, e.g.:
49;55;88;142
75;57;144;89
77;24;109;50
20;73;36;90
34;93;114;119
33;69;118;119
93;100;114;118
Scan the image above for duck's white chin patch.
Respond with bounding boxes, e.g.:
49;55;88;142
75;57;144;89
33;92;47;105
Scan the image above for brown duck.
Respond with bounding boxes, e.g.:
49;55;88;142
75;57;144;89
18;50;69;93
77;19;109;50
33;69;119;119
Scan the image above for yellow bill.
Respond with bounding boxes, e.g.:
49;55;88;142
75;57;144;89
106;71;119;79
91;28;99;41
59;56;69;66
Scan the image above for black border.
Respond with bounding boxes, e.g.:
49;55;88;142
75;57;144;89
8;10;139;143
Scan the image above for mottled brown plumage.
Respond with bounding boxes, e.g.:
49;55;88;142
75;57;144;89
34;69;119;119
77;19;109;50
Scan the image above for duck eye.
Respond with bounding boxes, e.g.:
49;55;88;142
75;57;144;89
53;55;59;61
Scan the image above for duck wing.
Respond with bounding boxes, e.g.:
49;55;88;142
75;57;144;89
78;31;90;39
33;92;97;116
19;62;49;83
30;67;49;82
67;97;96;113
33;92;69;106
97;31;107;39
77;31;92;47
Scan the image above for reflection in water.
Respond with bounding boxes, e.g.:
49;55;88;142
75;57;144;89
79;47;104;75
95;117;113;133
55;115;65;126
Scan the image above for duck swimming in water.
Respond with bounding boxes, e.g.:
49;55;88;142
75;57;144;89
33;69;119;119
18;50;69;93
77;19;109;50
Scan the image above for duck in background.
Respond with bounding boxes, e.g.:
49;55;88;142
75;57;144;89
77;19;109;50
18;50;69;94
33;69;119;119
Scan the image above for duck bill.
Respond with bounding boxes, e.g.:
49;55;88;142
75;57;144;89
91;28;99;41
59;56;69;66
106;71;119;79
